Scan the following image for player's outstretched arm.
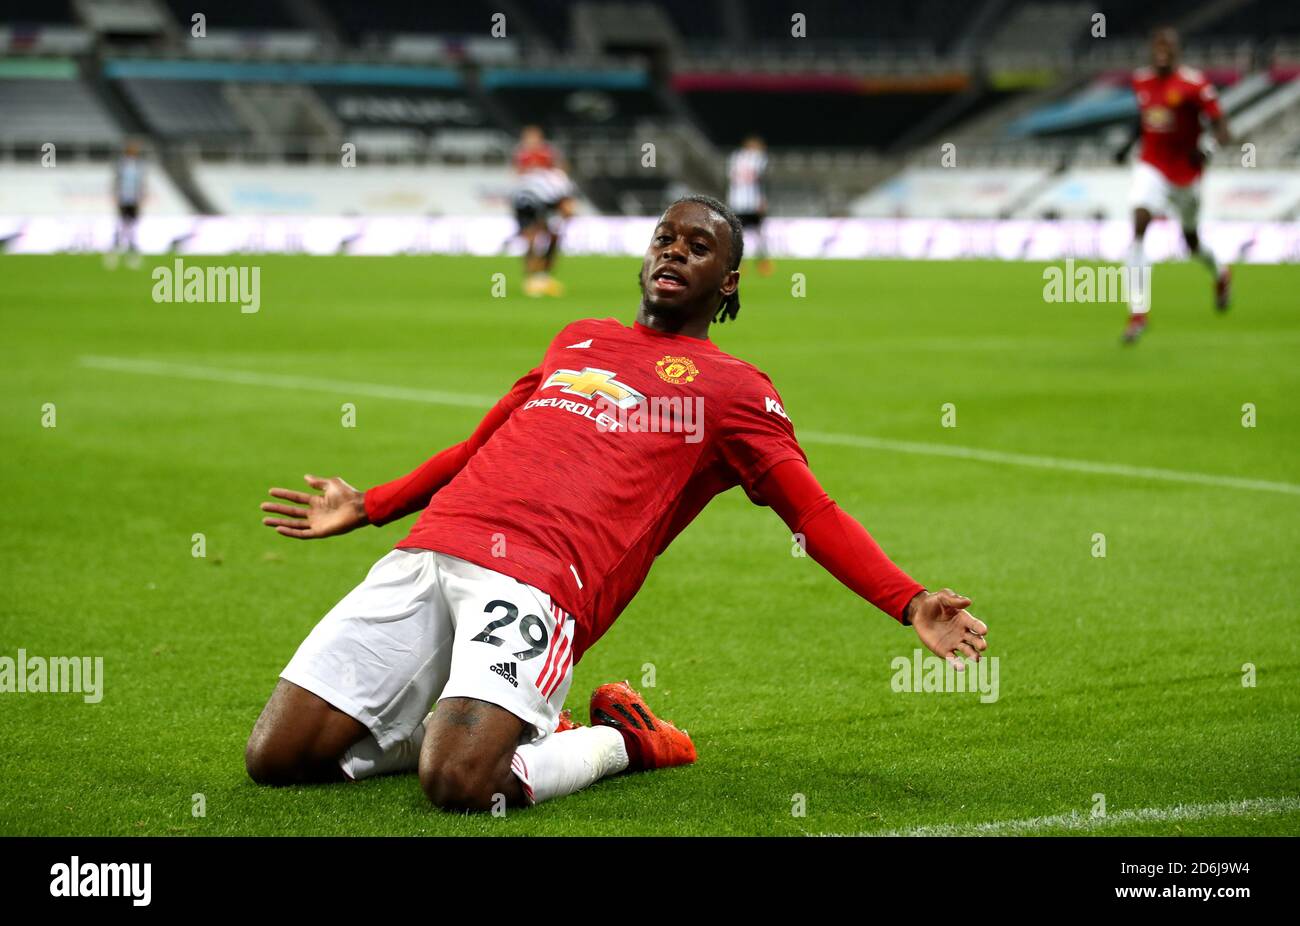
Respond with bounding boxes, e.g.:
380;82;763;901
261;474;368;539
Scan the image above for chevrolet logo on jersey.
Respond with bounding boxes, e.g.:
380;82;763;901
543;368;645;410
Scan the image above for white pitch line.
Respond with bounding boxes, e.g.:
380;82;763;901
802;430;1300;497
79;355;1300;498
79;355;497;409
824;796;1300;837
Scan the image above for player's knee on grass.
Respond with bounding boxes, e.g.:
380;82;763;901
243;728;335;785
244;680;364;785
244;728;350;786
245;736;309;786
418;754;511;811
418;697;526;811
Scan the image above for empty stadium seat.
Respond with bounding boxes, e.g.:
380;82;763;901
117;79;248;138
163;0;295;30
319;0;498;42
0;0;75;24
0;77;123;144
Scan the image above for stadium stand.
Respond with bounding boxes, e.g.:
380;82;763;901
1201;1;1300;41
163;0;297;30
1;0;1298;222
319;0;498;45
0;0;77;25
743;0;974;54
0;72;122;146
115;78;249;139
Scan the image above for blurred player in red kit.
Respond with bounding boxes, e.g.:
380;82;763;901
1115;26;1232;344
245;195;988;812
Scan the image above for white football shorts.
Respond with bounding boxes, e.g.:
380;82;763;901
1129;160;1201;231
281;549;575;750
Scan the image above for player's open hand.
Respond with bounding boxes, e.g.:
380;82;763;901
261;474;369;539
907;588;988;670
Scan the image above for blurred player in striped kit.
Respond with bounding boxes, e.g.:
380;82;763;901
107;139;145;269
511;126;577;297
727;135;772;276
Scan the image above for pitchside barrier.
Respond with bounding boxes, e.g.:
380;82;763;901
2;215;1299;263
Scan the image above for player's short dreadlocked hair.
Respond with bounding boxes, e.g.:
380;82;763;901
663;194;744;324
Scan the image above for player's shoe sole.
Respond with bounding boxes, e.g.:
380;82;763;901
590;681;696;771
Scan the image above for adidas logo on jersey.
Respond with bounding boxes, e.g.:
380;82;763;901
490;661;518;687
565;339;592;349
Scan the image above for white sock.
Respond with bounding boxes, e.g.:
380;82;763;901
510;726;628;804
339;717;427;781
1127;239;1151;315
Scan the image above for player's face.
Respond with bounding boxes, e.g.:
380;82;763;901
1152;31;1178;70
639;202;738;320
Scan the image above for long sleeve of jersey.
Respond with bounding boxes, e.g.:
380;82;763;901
755;458;924;623
363;366;543;526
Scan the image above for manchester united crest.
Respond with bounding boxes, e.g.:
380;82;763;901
655;355;699;384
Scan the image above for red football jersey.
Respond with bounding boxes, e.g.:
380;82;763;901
396;317;808;661
1133;66;1222;186
513;143;557;172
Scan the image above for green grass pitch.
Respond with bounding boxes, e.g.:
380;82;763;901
1;253;1297;836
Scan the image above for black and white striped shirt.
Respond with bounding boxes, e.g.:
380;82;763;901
727;149;767;214
116;156;144;207
516;168;575;207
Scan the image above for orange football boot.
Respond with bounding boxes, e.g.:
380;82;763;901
589;681;696;771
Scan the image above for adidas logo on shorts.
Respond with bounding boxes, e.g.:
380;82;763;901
490;661;518;687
